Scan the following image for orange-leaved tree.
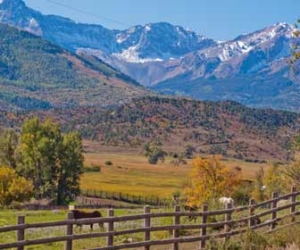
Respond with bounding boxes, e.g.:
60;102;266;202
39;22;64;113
184;156;242;207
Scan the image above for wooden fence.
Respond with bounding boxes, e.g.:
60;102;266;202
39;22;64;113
81;189;172;206
1;187;300;250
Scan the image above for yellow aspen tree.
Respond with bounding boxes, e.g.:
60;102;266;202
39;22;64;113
0;166;33;207
184;156;242;207
264;164;288;197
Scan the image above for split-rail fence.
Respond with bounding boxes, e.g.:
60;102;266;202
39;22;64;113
0;187;300;250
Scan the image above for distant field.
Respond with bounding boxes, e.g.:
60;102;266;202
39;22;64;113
81;145;270;199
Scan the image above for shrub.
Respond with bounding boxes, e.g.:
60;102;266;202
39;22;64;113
240;229;268;250
0;166;33;207
267;224;300;248
105;161;113;166
84;165;101;172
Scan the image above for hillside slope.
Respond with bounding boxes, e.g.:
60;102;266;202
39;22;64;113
0;23;147;111
13;97;299;162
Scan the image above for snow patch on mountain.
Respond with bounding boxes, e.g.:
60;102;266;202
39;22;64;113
116;26;140;44
145;24;151;32
24;17;42;35
113;46;163;63
217;41;253;61
203;23;295;62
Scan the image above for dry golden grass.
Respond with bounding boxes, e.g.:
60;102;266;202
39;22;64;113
81;145;270;199
82;151;190;198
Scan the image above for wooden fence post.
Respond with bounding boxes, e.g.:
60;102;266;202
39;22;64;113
224;202;232;233
17;215;25;250
200;203;208;249
173;205;180;250
144;206;151;250
249;198;255;227
107;208;114;247
271;192;278;230
290;186;297;223
65;211;73;250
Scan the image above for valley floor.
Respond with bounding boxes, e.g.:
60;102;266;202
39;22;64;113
81;142;270;199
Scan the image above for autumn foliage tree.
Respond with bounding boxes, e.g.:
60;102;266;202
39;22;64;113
184;156;242;207
0;166;33;207
264;164;288;196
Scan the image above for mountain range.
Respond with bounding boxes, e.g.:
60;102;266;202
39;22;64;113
0;0;299;112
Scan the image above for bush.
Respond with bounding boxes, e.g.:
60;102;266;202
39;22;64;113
105;161;113;166
240;229;268;250
84;165;101;172
0;166;33;207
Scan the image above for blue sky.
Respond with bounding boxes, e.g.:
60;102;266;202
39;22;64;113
24;0;300;40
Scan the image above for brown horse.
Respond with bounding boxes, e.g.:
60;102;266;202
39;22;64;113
71;210;104;230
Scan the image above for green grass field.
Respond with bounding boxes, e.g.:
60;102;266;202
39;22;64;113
0;208;203;250
1;206;300;250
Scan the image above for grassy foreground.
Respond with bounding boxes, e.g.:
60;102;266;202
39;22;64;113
1;208;300;250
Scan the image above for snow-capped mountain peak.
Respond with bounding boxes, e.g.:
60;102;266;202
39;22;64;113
113;22;216;62
203;23;295;62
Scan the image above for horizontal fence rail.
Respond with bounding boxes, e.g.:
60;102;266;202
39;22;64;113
0;187;300;250
80;189;174;206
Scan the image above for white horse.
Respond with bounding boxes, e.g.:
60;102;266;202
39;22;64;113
219;197;235;208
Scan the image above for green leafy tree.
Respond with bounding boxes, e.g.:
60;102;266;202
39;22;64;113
17;117;84;204
0;129;18;168
56;132;84;205
143;141;167;164
17;117;59;199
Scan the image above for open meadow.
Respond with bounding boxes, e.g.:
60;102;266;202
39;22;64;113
81;143;270;199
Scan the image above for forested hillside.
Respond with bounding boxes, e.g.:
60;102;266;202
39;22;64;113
6;97;298;162
0;24;147;111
